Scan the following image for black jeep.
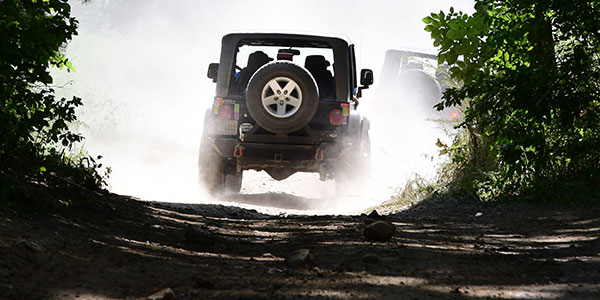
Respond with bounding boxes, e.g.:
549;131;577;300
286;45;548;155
199;33;373;193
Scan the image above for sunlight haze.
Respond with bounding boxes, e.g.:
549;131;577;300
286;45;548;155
53;0;475;212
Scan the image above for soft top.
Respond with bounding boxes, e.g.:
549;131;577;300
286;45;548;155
215;32;355;100
222;32;351;49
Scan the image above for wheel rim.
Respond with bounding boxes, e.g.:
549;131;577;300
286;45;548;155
261;77;302;118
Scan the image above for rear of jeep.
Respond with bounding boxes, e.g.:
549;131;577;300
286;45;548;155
199;33;373;194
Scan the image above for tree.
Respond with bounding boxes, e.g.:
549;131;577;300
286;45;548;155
1;0;105;207
425;1;600;201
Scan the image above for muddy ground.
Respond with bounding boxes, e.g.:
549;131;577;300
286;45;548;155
1;193;599;300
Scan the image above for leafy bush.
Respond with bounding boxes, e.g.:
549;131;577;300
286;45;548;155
425;1;600;202
1;0;107;208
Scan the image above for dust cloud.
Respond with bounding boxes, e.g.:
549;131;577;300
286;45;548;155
52;0;474;214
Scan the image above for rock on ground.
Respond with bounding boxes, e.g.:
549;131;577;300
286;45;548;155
147;288;177;300
363;220;396;242
285;248;314;268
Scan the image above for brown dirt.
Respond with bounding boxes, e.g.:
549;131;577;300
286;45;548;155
1;194;599;300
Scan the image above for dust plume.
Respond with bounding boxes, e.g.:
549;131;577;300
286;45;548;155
52;0;474;213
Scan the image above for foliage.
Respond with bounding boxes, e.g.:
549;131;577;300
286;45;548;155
1;0;107;208
378;175;439;211
424;1;600;201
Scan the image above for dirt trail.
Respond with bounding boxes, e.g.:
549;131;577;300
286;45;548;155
1;194;599;300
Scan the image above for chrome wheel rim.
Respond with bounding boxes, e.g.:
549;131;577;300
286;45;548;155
261;77;302;118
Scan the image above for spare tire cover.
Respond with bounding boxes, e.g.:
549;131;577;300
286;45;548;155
245;61;319;133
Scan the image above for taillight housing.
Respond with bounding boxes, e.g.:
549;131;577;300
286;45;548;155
212;97;222;115
340;103;350;116
330;109;343;125
218;104;232;120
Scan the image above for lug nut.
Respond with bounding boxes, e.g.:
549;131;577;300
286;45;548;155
277;90;281;94
284;90;288;95
286;97;289;101
274;97;278;100
280;101;284;105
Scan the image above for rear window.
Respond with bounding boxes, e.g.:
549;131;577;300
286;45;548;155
230;45;336;99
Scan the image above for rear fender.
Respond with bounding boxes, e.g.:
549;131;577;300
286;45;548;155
346;111;363;144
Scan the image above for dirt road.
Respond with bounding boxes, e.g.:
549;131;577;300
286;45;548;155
1;193;599;300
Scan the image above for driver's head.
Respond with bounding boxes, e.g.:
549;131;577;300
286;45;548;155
247;51;273;68
305;55;330;72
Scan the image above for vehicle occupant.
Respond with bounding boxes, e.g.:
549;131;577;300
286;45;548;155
304;55;335;99
235;51;273;94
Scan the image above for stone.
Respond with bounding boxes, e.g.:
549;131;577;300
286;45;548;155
16;239;44;252
362;210;385;225
194;277;215;289
367;210;382;219
362;253;379;263
363;221;396;242
147;288;177;300
267;267;283;274
183;224;215;245
285;248;314;268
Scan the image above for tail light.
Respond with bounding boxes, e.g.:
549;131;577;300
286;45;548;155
212;97;222;115
218;104;232;120
340;103;350;116
277;53;293;60
330;109;343;125
340;102;350;124
213;98;239;121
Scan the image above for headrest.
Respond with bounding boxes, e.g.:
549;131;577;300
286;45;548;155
305;55;330;69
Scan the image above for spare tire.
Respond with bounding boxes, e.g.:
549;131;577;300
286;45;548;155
246;61;319;133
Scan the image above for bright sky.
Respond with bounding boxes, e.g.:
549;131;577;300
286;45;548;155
72;0;475;79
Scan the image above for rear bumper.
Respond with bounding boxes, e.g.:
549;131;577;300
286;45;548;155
206;137;350;171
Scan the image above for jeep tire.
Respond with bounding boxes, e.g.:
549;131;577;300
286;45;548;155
198;138;242;194
335;121;371;189
246;61;319;133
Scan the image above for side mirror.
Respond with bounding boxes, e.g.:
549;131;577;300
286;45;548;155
207;63;219;83
360;69;373;87
357;69;374;98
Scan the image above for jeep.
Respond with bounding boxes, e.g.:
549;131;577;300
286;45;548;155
199;33;373;193
375;49;460;122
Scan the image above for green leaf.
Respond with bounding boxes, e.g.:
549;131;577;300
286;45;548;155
441;39;452;51
436;138;447;148
422;16;433;24
454;71;463;81
40;73;53;84
447;51;458;64
438;54;446;64
424;25;435;32
449;22;460;31
447;29;459;39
